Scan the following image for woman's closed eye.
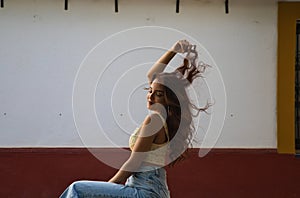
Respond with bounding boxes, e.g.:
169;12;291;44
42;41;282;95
144;87;151;91
144;87;164;97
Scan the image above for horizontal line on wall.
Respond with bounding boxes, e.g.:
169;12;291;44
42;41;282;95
0;148;278;155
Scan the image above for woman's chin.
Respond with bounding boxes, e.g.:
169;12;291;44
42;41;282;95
147;104;156;111
147;102;153;109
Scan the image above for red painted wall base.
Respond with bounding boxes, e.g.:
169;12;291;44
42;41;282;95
0;148;299;198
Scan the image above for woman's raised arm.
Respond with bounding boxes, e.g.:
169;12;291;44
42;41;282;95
146;40;190;84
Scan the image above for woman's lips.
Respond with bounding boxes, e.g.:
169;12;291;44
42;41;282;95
148;101;154;106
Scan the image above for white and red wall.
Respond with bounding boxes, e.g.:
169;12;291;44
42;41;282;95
0;0;299;197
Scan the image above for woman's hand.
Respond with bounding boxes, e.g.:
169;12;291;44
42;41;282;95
171;40;191;53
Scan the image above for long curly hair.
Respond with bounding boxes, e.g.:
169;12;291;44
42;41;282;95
154;50;210;167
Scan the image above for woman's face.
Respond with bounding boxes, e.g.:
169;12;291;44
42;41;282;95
146;82;167;110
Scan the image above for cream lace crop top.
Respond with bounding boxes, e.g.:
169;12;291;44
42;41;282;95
129;117;170;166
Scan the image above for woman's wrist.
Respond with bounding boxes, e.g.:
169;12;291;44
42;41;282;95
166;49;177;57
169;48;178;53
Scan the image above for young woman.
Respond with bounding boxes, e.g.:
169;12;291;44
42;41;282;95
60;40;208;198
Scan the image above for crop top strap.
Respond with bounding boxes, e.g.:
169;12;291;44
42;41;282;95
164;123;170;142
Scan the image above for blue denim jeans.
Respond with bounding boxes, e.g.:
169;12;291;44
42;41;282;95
59;167;170;198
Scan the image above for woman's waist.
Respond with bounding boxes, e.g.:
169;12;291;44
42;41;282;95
129;166;168;186
138;164;165;172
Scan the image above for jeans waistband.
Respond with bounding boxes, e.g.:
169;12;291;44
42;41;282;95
138;165;164;172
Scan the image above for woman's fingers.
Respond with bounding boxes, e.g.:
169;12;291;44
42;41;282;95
172;40;191;53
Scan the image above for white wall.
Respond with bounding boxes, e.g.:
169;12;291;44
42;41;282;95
0;0;277;148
